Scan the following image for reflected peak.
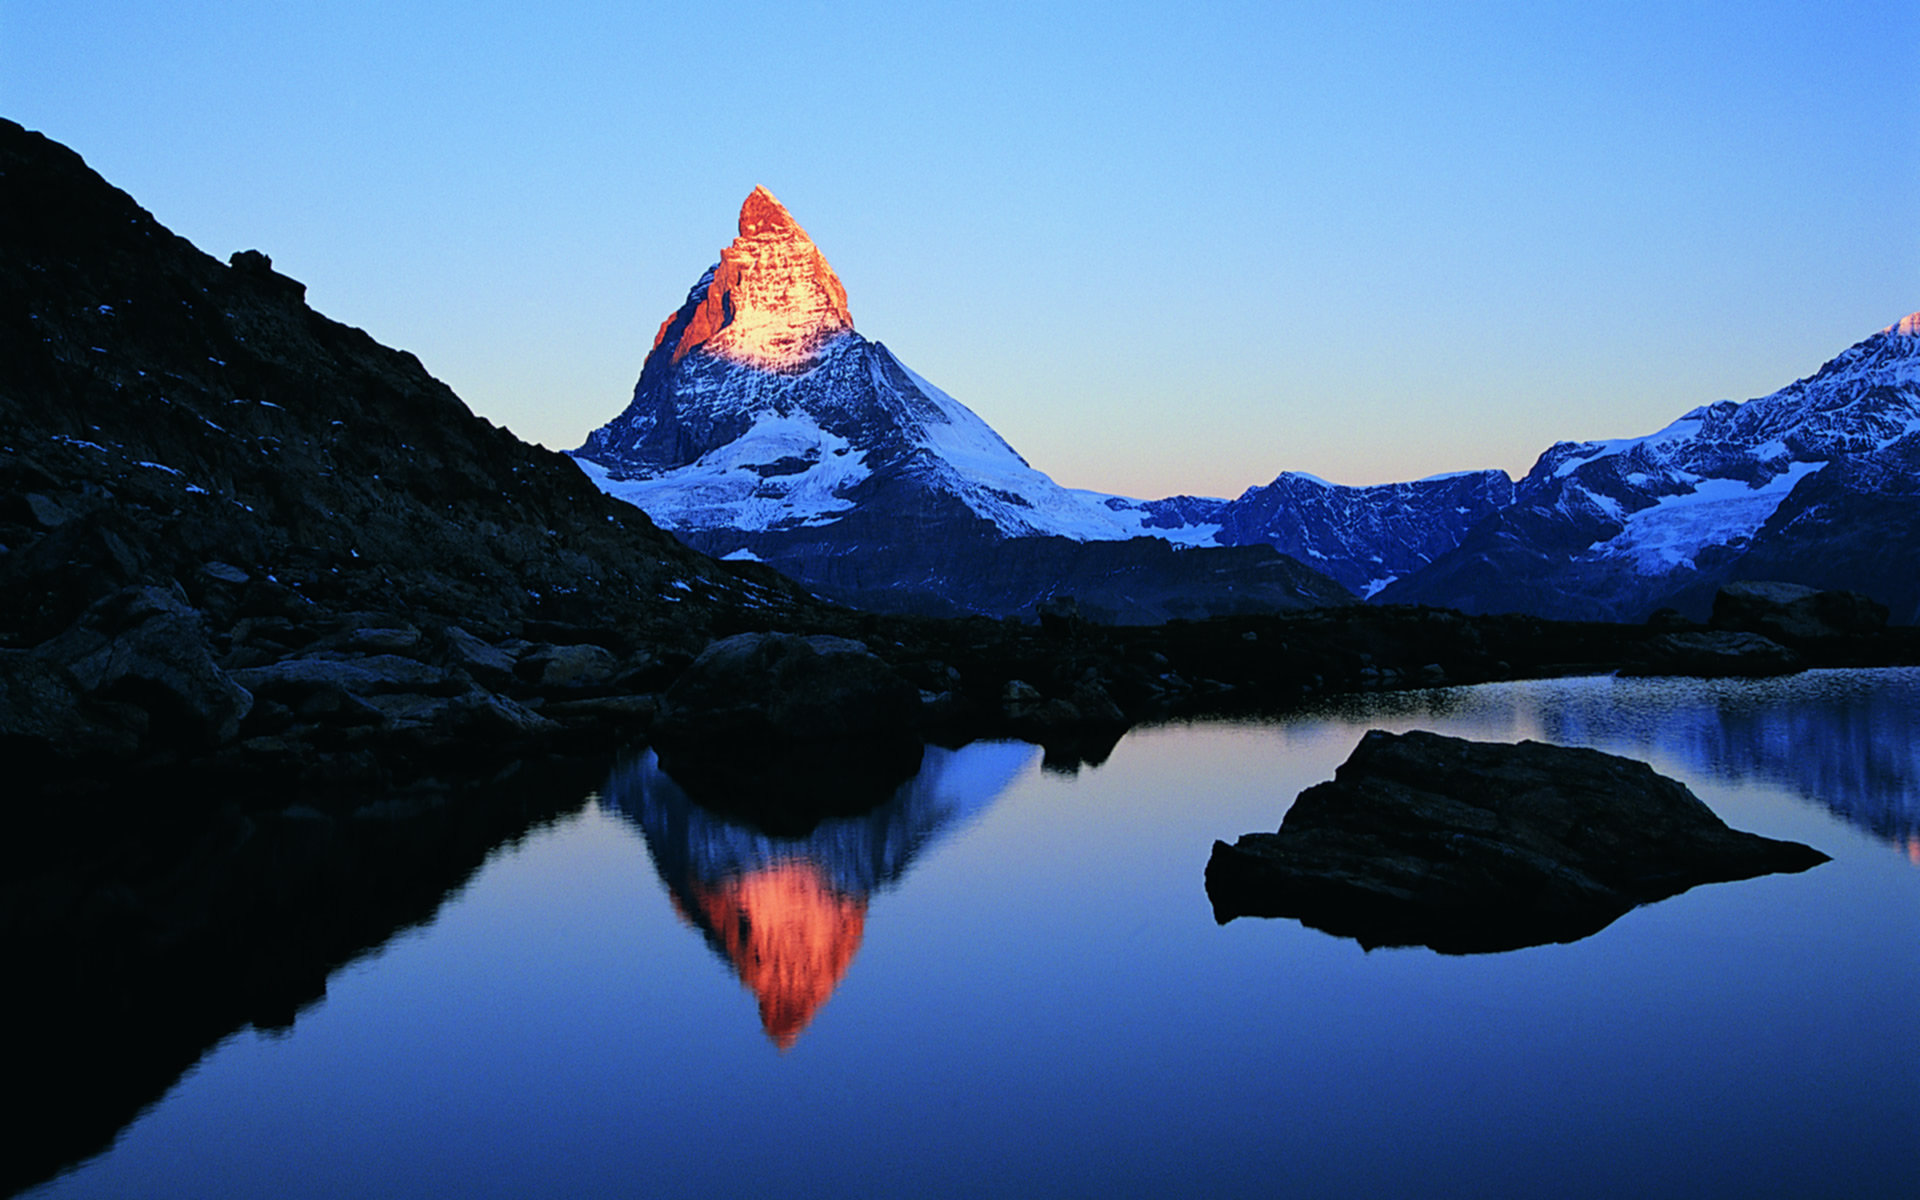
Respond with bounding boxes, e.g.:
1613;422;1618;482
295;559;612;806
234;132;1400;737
689;862;866;1049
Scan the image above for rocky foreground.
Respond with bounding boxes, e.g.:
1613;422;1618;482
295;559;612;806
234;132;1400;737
1206;730;1830;953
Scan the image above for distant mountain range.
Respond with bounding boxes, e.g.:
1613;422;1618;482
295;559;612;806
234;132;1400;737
1379;316;1920;623
577;188;1918;625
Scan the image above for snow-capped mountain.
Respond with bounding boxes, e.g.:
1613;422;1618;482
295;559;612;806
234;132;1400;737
1380;314;1920;622
579;187;1221;547
1209;470;1515;597
575;187;1916;625
575;187;1352;620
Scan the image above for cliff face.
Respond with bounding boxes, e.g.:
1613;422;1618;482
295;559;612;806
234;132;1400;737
655;186;854;369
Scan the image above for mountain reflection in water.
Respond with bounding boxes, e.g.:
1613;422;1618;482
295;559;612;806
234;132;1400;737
1532;670;1920;848
1322;668;1920;852
603;742;1037;1047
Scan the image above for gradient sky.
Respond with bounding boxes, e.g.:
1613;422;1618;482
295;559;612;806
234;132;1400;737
4;1;1914;497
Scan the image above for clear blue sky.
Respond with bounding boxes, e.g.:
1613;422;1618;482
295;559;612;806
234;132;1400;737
4;1;1914;496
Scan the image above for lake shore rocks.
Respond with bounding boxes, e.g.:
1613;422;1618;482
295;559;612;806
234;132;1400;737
650;632;927;832
1712;580;1890;642
654;631;922;745
1623;630;1802;677
1205;729;1829;953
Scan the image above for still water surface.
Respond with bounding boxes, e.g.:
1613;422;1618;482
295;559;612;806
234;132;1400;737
34;671;1920;1198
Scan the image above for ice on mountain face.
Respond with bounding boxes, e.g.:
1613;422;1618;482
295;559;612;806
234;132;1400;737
1375;311;1920;620
581;186;1221;545
574;408;870;533
1587;460;1828;571
1550;416;1706;479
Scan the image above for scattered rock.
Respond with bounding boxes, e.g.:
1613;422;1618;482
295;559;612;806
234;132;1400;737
0;650;144;763
516;642;619;689
1626;631;1801;678
32;586;253;746
439;689;556;740
539;694;659;729
656;632;922;744
1003;679;1043;704
441;625;518;684
1205;729;1828;953
24;493;75;528
1712;580;1890;641
334;626;422;654
1069;677;1127;724
232;654;462;700
1644;606;1692;631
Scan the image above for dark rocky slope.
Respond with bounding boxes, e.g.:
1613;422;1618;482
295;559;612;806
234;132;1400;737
0;116;814;790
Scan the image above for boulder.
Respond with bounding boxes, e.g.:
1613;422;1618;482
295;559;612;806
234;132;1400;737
0;650;144;763
231;654;462;700
515;642;619;689
1205;729;1827;953
655;632;920;744
33;586;252;746
1624;631;1801;678
1712;580;1890;641
439;689;556;740
650;632;925;830
441;625;518;684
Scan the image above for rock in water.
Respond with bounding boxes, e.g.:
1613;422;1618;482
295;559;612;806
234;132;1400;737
656;632;922;744
1205;729;1827;953
650;632;926;833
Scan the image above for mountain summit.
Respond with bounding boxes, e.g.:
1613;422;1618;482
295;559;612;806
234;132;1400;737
654;186;854;369
575;190;1354;621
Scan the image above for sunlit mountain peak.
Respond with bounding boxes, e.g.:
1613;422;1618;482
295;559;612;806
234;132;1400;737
650;185;854;370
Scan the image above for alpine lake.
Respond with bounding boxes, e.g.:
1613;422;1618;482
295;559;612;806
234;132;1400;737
23;669;1920;1199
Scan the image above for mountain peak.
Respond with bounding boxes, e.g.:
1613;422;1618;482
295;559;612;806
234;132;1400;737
738;184;800;237
1885;311;1920;338
652;185;854;369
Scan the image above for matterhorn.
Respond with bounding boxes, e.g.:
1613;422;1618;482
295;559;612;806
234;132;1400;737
576;188;1919;625
574;187;1354;621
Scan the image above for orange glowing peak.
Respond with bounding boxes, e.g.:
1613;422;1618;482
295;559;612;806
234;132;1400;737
657;186;855;369
689;860;867;1050
1887;312;1920;337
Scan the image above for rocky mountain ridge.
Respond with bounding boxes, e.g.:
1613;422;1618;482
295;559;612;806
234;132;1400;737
1380;316;1920;622
577;188;1371;621
581;188;1917;624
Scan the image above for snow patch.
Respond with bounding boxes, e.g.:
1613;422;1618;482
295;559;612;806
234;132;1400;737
1553;416;1705;478
573;409;871;533
1589;461;1827;571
